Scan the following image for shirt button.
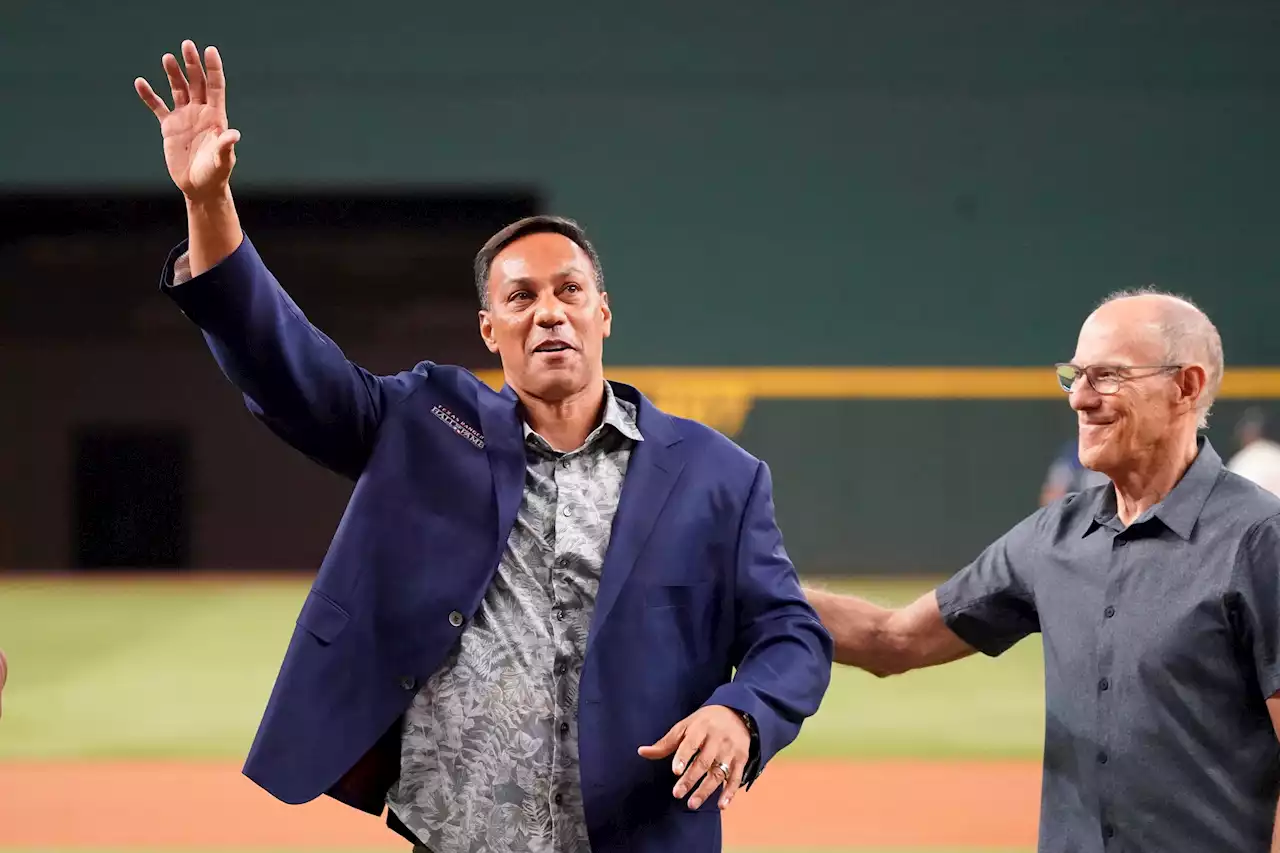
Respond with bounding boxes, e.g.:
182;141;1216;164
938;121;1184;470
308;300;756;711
560;721;570;736
555;662;567;676
1099;677;1110;691
448;610;464;627
1103;824;1115;839
554;793;564;805
1104;605;1116;618
562;507;572;517
555;609;565;621
561;459;570;469
1115;539;1127;548
1097;751;1109;765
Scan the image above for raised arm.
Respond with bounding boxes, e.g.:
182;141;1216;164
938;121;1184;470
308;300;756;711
135;42;399;477
134;41;244;274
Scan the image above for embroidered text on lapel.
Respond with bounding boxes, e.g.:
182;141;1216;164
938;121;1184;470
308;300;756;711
431;405;485;449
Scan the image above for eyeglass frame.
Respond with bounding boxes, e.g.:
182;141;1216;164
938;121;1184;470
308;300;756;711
1053;362;1184;395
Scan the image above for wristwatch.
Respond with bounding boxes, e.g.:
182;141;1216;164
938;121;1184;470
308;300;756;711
736;709;762;788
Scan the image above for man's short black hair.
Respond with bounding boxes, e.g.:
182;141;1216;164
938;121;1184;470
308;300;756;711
473;215;605;309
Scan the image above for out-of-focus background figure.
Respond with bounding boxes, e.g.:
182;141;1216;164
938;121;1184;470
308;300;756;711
1038;438;1111;506
1227;408;1280;498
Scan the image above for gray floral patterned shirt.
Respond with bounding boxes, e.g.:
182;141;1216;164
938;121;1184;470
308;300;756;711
386;382;642;853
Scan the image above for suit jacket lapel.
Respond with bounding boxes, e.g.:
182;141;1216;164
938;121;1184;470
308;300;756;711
477;384;525;564
589;390;684;656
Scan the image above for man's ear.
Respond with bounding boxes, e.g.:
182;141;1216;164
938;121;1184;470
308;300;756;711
478;310;500;354
600;291;612;339
1176;364;1207;413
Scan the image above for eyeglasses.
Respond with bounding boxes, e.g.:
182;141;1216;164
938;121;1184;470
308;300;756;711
1054;363;1182;395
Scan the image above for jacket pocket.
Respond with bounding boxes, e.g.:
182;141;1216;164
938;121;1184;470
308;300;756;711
645;579;714;609
296;589;351;645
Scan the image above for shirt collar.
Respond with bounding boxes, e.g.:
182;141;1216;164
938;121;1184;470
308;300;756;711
522;380;643;451
1082;435;1222;540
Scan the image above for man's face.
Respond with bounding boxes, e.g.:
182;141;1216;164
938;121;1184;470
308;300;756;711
1067;307;1183;475
478;232;611;401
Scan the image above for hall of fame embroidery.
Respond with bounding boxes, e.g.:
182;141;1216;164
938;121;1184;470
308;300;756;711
431;405;485;449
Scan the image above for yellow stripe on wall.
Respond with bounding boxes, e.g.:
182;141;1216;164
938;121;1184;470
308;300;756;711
474;366;1280;435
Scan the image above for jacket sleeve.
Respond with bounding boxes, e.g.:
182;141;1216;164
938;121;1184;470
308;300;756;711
702;460;834;787
161;234;418;479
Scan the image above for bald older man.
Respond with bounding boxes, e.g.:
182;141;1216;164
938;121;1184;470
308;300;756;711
806;290;1280;853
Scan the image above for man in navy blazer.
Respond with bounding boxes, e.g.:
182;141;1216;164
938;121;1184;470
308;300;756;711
136;41;832;853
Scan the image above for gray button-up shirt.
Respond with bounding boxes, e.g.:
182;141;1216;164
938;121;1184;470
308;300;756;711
938;438;1280;853
387;382;642;853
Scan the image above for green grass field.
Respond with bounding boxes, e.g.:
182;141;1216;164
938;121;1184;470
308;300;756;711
0;574;1044;852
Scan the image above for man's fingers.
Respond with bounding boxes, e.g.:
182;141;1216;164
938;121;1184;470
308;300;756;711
182;40;207;104
214;129;240;170
162;53;189;108
718;756;746;809
671;724;707;778
688;759;730;810
204;45;227;112
671;730;713;798
637;719;687;760
134;78;170;120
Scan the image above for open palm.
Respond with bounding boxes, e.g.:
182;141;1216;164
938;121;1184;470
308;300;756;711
135;41;240;201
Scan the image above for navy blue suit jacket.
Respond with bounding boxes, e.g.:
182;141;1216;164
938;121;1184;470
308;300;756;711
160;235;833;852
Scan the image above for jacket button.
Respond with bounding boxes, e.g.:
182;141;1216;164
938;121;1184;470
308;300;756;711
449;610;464;627
399;676;416;691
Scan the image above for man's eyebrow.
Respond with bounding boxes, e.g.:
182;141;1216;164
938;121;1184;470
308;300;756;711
502;266;591;286
554;264;590;280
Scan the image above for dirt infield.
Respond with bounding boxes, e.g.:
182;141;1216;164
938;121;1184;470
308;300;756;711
0;759;1039;849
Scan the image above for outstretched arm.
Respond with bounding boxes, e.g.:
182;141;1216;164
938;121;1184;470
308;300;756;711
808;505;1051;676
803;587;976;676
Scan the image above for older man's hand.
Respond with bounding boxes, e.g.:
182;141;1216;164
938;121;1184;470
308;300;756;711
638;704;751;810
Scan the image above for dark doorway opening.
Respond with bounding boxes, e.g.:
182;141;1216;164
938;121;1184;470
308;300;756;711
74;426;190;570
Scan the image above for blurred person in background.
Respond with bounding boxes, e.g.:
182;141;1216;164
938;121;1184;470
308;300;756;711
805;291;1280;853
1227;407;1280;498
1038;437;1109;506
133;41;831;853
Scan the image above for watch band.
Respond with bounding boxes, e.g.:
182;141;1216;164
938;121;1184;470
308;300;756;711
737;709;761;785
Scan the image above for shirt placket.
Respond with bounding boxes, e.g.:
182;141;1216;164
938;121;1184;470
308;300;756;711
1095;524;1129;848
549;448;580;844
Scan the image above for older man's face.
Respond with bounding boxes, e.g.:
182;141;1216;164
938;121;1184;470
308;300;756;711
478;232;611;402
1068;305;1182;475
